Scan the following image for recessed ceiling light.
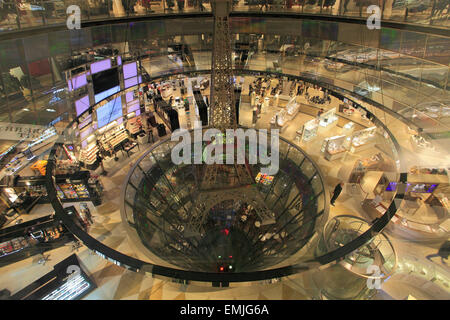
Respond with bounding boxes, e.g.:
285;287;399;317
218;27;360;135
23;108;30;111
46;108;56;112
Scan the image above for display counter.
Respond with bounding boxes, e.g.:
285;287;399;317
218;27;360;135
4;171;102;208
98;122;128;155
348;153;395;183
395;181;449;224
342;121;355;136
0;214;74;267
298;118;319;143
160;83;173;99
318;107;338;133
321;135;348;161
270;97;299;127
126;115;143;137
349;126;377;153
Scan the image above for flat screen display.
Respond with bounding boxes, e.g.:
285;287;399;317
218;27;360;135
125;91;135;103
94;85;120;103
68;73;88;91
75;95;90;116
96;97;123;128
92;68;119;94
124;76;138;89
123;62;137;79
127;100;140;113
90;59;111;74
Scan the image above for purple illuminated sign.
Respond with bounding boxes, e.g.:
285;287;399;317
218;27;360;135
75;95;90;116
124;76;138;89
127;100;140;113
90;59;111;74
68;73;88;91
126;91;135;103
91;59;111;74
123;62;137;79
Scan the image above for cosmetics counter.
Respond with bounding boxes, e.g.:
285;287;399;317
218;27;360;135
270;97;300;127
348;153;397;184
349;126;377;153
363;179;449;239
0;214;75;267
397;173;449;220
317;107;339;133
77;93;146;168
2;171;103;210
70;58;145;170
321;135;348;161
298;118;319;143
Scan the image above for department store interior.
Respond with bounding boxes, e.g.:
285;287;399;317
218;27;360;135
0;0;448;301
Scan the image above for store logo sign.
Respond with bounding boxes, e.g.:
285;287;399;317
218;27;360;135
67;5;81;30
367;5;381;30
171;121;280;175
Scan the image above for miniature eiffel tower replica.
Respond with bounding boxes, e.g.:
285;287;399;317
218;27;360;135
188;0;261;232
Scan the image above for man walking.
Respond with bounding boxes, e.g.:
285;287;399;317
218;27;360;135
330;182;344;206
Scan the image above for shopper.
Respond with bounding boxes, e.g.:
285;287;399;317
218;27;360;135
148;129;154;144
96;153;107;176
317;108;324;117
330;182;344;206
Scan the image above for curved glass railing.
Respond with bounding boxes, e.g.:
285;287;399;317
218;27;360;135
0;0;447;34
0;0;211;32
232;0;449;28
35;64;407;283
1;18;448;138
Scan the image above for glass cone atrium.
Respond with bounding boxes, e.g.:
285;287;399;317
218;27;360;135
0;0;448;301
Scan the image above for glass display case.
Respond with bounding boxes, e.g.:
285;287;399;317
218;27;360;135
321;135;348;161
299;118;319;143
349;126;377;153
270;98;300;127
318;107;338;130
342;121;355;136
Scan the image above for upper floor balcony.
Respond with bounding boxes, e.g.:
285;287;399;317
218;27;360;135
0;0;447;35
